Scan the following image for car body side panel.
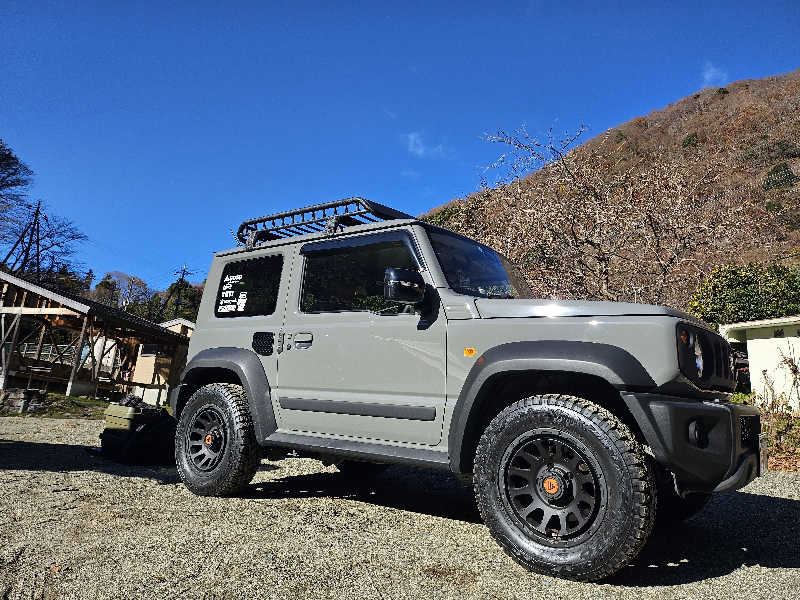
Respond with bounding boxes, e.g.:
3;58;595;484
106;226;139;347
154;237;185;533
274;239;448;446
184;246;292;443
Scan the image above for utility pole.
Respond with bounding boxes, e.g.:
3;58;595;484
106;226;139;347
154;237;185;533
156;265;195;321
173;264;194;319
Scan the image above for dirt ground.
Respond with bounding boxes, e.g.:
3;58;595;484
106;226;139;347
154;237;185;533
1;417;799;600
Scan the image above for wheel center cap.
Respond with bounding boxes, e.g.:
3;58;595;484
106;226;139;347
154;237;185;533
204;433;214;446
543;477;560;495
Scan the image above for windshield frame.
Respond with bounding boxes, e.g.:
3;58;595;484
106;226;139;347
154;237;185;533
421;224;534;300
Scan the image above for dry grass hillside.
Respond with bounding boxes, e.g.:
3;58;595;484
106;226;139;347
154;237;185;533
426;68;800;308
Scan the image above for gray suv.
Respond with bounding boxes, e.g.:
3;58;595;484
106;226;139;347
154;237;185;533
171;197;765;581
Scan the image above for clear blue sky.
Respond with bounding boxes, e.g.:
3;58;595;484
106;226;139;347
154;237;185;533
2;1;799;289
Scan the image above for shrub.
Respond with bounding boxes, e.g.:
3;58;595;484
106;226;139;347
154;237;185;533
716;87;729;96
682;132;698;148
614;130;627;143
764;162;799;190
687;263;800;325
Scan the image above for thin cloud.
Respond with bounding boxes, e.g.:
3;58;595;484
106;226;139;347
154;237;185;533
404;132;448;158
702;61;728;87
382;107;398;120
400;169;420;179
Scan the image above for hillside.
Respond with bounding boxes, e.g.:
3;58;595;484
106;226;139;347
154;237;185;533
426;69;800;309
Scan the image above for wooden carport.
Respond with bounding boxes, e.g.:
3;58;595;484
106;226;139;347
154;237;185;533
0;271;189;398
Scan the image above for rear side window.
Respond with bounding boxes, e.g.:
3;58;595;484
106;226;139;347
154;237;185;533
215;254;283;318
301;241;417;313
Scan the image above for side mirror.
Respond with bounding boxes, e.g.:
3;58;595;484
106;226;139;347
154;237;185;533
384;267;425;305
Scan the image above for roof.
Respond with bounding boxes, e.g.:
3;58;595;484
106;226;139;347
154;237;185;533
159;318;196;330
0;270;189;345
719;315;800;337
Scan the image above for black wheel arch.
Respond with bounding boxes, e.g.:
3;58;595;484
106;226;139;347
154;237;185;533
448;341;657;475
170;347;276;443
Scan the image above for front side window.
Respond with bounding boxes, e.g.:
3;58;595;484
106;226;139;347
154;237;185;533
301;240;417;313
426;227;533;299
215;254;283;318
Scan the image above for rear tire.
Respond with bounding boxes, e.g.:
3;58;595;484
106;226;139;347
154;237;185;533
473;394;656;582
175;383;260;496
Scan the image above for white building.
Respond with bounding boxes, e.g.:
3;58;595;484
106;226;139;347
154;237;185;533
720;315;800;409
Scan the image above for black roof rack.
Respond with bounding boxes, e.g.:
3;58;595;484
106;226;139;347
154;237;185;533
236;197;413;248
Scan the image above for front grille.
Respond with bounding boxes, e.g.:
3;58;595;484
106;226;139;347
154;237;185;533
740;415;761;449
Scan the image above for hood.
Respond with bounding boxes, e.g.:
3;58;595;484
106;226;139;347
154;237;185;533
474;298;704;324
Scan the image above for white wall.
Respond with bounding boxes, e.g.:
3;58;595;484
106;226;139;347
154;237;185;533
745;326;800;409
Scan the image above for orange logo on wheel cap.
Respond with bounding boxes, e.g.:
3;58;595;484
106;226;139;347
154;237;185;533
543;477;560;495
204;434;214;446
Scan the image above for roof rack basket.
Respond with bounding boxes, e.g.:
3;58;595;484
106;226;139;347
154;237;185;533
236;197;413;248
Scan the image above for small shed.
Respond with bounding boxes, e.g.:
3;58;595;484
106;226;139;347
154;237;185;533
720;315;800;409
0;270;189;402
130;318;195;405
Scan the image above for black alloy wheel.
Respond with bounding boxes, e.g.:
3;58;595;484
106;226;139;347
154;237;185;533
187;405;228;472
502;433;602;542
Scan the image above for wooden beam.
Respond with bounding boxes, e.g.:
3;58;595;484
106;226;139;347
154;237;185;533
0;307;81;316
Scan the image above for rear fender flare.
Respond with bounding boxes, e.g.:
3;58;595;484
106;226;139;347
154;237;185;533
171;347;275;442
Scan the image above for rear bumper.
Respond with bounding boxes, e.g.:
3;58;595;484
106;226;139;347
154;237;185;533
622;392;764;494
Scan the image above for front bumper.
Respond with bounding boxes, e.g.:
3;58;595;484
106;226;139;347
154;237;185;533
622;392;765;494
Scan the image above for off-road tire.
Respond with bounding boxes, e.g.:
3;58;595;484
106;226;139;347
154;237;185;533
175;383;260;496
335;460;388;479
654;464;711;524
473;394;656;582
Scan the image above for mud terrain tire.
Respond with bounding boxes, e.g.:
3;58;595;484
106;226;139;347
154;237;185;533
175;383;260;496
473;394;656;582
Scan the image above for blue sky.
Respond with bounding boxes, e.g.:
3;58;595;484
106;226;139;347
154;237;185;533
2;1;799;289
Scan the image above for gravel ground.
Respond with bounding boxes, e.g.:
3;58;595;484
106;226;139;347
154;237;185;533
1;417;799;600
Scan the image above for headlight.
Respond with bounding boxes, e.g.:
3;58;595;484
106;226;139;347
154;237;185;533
693;335;704;378
677;323;709;384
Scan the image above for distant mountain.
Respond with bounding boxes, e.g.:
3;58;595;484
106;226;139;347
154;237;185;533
425;68;800;308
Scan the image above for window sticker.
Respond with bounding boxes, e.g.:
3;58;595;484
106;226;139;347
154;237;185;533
215;255;282;318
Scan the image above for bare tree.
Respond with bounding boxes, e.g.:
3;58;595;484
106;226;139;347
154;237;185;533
442;125;780;307
0;200;88;278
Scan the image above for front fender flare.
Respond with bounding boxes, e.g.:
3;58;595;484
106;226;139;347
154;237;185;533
172;347;276;442
448;340;656;474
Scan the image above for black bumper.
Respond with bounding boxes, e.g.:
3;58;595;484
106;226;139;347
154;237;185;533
622;393;764;494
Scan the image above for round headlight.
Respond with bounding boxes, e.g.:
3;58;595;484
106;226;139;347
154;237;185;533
693;334;704;378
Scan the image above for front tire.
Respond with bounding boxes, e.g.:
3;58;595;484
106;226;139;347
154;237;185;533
473;394;656;582
175;383;260;496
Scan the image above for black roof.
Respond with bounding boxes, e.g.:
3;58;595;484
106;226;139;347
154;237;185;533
0;270;189;345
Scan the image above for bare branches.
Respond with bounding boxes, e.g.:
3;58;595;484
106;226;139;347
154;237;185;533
460;125;781;307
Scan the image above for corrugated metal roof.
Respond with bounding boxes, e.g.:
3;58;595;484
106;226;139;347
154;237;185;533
0;270;189;345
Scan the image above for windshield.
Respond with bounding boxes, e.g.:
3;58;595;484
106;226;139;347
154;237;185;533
426;228;534;299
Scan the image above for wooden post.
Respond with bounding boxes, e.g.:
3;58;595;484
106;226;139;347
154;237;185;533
0;314;21;391
93;326;108;397
65;315;88;397
0;290;25;391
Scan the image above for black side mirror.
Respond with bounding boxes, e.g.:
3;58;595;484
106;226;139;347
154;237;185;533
384;267;425;305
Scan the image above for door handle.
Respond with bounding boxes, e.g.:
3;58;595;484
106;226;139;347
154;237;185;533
294;332;313;349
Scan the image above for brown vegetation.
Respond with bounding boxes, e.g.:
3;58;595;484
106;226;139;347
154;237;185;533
426;69;800;309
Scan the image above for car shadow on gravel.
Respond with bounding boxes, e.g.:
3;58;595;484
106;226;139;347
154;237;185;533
249;464;483;523
608;490;800;586
0;439;183;484
251;465;800;584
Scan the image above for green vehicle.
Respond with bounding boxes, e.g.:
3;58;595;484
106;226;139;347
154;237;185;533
171;197;766;581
